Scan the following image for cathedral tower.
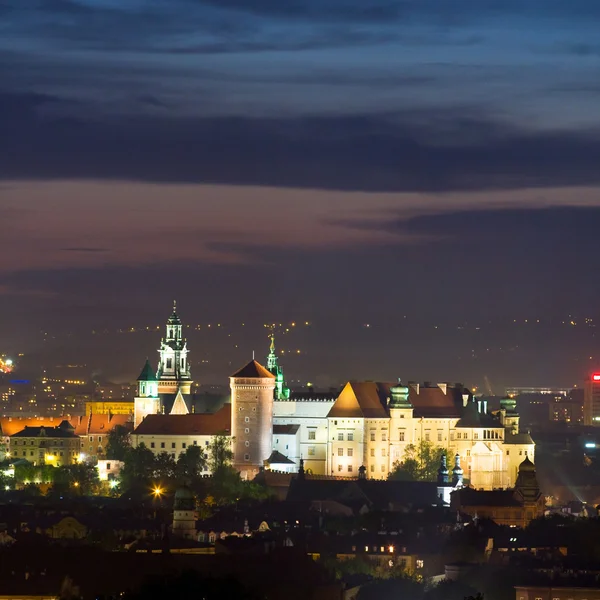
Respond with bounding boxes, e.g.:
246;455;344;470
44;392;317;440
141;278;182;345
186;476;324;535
230;360;275;480
133;359;160;427
266;335;290;400
157;302;192;395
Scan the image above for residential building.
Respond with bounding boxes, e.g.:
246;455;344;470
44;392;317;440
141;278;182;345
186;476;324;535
9;421;81;466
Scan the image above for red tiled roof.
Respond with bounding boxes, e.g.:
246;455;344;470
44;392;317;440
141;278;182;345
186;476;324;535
73;414;132;436
409;386;464;418
134;404;231;436
326;381;468;419
231;360;275;379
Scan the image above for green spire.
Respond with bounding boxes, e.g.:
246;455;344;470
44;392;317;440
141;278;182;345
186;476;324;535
266;334;290;400
137;359;157;382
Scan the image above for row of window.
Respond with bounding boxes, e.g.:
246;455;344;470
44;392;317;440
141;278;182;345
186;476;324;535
149;440;209;449
335;464;388;474
370;448;386;457
13;440;76;446
337;432;355;441
369;431;387;442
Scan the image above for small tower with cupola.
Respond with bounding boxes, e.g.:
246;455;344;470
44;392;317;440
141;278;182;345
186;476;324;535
133;359;160;427
157;301;192;395
172;486;197;539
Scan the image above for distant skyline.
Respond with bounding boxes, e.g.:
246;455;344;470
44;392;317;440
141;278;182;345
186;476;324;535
2;1;600;388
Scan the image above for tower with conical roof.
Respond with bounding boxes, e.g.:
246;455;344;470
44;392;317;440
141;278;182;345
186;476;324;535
133;359;160;427
157;301;192;396
266;335;290;400
230;359;276;480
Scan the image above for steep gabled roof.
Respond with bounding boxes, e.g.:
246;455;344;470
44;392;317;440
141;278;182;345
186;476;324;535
133;404;231;436
328;382;389;419
231;360;275;379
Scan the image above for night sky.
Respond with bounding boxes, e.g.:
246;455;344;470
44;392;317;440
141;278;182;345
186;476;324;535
2;1;600;389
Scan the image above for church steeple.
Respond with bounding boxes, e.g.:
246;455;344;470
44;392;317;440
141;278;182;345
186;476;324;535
266;334;290;400
267;334;277;371
157;302;192;395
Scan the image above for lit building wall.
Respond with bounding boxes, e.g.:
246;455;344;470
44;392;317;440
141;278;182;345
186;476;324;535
273;398;335;473
132;432;214;467
584;374;600;426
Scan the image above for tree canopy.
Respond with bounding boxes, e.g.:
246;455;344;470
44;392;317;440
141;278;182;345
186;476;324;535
389;441;445;482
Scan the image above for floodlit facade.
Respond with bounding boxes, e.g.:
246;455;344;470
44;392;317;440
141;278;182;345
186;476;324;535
132;305;535;490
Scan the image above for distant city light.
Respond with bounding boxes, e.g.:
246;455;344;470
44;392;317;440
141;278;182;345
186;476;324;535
585;442;596;449
593;374;600;381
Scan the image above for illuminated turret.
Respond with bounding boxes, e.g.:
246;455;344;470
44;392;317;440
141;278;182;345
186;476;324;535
266;335;290;400
157;301;192;395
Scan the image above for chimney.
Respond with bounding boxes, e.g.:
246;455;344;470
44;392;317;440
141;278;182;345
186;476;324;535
462;394;469;407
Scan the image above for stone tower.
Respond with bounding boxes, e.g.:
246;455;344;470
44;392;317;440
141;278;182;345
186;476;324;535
133;359;160;428
230;360;276;480
172;486;197;539
157;302;192;395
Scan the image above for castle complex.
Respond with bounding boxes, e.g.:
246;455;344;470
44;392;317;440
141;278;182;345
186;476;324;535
132;306;535;488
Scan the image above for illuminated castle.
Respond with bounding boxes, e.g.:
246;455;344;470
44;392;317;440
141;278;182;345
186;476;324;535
133;305;535;488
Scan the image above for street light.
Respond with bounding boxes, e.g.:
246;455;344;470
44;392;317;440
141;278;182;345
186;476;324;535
152;486;163;497
109;479;119;489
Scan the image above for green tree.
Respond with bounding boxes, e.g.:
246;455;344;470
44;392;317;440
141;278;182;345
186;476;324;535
176;445;207;483
389;441;445;482
105;425;131;461
207;432;234;473
53;463;100;495
154;452;176;480
120;443;156;488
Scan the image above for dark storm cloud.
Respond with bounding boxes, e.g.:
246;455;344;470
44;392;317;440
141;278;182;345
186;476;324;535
2;88;600;192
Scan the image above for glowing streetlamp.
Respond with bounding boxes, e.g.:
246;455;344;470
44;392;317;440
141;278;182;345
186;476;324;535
152;485;164;497
109;479;119;489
